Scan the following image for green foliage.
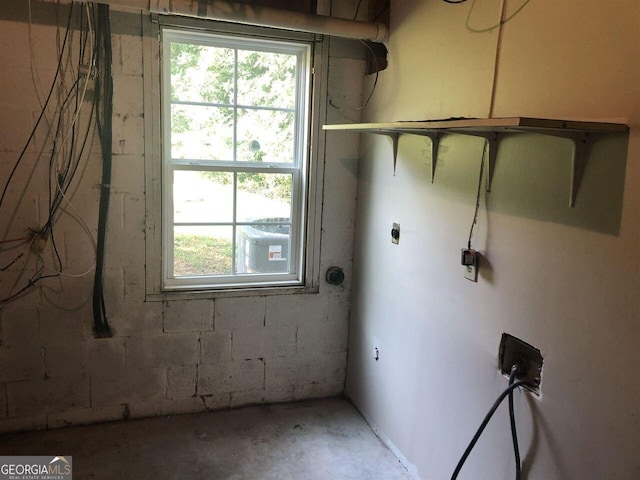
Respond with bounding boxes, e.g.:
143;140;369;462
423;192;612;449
237;50;296;107
172;107;191;133
198;171;292;202
170;44;203;135
237;172;292;201
170;43;202;100
174;233;232;276
202;47;235;106
199;171;232;186
171;40;297;197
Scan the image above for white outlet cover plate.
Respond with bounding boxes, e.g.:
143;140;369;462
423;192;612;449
464;264;478;282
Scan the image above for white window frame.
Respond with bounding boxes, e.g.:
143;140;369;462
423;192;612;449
143;16;327;298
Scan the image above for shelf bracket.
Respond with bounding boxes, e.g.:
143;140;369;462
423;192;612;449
568;133;588;208
422;132;443;183
537;131;589;207
379;132;400;175
323;119;627;205
456;132;499;191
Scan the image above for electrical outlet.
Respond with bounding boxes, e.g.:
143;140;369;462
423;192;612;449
499;333;543;394
391;223;400;244
461;248;479;282
464;263;478;282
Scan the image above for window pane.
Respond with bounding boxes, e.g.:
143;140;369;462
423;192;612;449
236;108;295;163
170;43;234;104
236;224;290;274
236;50;297;108
171;104;233;160
174;171;233;223
174;226;233;276
237;173;292;222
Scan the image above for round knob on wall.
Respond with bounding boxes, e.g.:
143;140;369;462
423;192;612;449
326;266;345;286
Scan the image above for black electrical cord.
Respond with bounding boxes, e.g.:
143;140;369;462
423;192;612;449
508;366;522;480
450;377;532;480
326;0;381;111
0;2;99;305
0;270;59;305
48;94;96;229
0;3;74;214
42;3;95;276
34;1;92;246
0;4;75;304
43;77;81;226
353;0;364;20
328;40;380;111
41;33;87;270
0;253;24;272
46;75;97;235
92;3;113;337
41;77;82;234
442;0;468;4
45;7;93;227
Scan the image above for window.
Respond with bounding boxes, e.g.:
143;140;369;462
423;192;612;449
161;27;314;291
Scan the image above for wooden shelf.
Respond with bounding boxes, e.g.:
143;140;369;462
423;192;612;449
322;117;629;207
322;117;628;134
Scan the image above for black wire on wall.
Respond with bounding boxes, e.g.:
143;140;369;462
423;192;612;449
0;1;116;335
92;3;113;337
0;2;97;305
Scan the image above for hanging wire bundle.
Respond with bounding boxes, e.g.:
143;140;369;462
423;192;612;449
0;1;112;337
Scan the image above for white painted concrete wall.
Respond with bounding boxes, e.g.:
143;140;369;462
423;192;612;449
0;0;363;432
346;0;640;479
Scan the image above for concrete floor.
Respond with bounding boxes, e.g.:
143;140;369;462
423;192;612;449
0;398;412;480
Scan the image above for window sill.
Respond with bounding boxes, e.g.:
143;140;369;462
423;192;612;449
145;284;319;302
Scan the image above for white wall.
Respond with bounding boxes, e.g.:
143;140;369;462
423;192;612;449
0;0;363;432
346;1;640;479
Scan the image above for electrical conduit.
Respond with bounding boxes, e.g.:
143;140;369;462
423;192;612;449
75;0;388;43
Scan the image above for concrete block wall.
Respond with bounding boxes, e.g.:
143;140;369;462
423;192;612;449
0;0;362;433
